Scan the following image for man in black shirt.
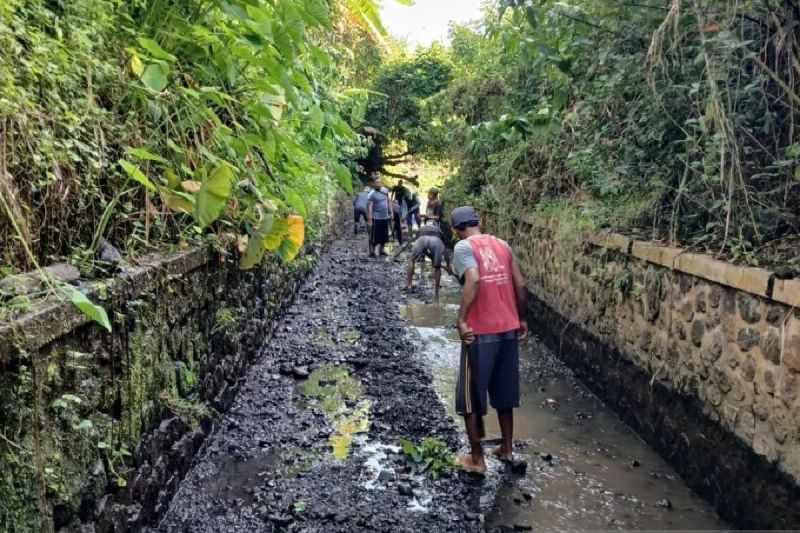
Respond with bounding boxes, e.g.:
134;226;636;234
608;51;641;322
422;187;443;226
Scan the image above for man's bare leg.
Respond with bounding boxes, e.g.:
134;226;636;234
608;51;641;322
433;267;441;295
457;413;487;474
491;409;514;462
404;260;415;290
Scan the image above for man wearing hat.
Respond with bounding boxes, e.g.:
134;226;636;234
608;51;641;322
450;206;528;474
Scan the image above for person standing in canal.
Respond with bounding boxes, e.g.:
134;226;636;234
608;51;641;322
451;206;528;474
366;176;392;257
421;187;443;226
353;186;370;235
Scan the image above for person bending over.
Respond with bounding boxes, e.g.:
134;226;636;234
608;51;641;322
450;206;528;475
403;223;452;295
366;177;392;257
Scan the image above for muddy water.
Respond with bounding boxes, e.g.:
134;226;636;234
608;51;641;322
401;276;729;531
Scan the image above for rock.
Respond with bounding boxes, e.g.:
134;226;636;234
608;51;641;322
764;368;776;395
510;459;528;475
540;453;552;462
708;285;722;308
737;328;760;352
98;238;123;265
397;483;413;496
766;305;785;325
267;513;293;526
696;292;707;313
377;470;395;482
774;266;795;280
630;459;641;468
738;293;762;324
0;262;80;297
292;366;309;379
702;332;724;365
656;498;673;509
690;320;705;347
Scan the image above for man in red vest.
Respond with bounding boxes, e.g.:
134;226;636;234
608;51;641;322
451;206;528;474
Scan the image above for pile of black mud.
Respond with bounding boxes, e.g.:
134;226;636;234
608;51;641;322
150;236;488;532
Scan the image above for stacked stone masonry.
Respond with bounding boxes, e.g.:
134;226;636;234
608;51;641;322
0;197;346;532
483;211;799;527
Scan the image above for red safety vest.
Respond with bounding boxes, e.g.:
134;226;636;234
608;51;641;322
465;234;521;335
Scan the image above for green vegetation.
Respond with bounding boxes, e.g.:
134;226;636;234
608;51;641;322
366;0;800;267
399;436;457;480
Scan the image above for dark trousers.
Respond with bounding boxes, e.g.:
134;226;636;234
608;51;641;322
392;212;403;245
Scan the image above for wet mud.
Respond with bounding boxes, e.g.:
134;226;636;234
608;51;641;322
151;237;489;532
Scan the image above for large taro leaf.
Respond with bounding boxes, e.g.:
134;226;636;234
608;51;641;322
141;63;169;92
119;160;157;191
195;163;234;228
262;216;289;250
277;215;305;261
160;189;195;214
240;213;275;269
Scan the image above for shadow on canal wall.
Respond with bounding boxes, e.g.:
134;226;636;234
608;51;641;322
483;210;800;530
0;196;347;532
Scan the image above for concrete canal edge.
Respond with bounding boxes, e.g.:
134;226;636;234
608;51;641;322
0;196;348;532
483;210;800;529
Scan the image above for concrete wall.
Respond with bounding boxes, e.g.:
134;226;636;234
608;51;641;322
0;199;346;532
484;211;800;529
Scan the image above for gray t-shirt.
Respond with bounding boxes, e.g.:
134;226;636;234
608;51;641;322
419;224;445;241
453;235;514;280
367;188;390;220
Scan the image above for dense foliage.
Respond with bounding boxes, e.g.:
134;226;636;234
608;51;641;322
377;0;800;267
0;0;372;279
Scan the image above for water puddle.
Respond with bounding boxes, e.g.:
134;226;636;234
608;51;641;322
199;452;280;504
297;364;371;460
402;277;730;530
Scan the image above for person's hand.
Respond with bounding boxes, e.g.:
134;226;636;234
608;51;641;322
518;320;528;340
458;321;475;345
367;220;373;227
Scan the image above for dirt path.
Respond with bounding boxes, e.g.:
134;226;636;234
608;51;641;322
150;235;486;531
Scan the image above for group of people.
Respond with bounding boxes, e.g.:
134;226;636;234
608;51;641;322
353;177;453;294
354;179;530;475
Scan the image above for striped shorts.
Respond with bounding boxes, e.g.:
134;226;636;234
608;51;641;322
455;330;520;417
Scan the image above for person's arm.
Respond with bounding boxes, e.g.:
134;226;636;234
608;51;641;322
458;268;480;344
511;256;528;339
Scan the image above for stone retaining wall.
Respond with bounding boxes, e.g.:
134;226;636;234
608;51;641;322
484;211;800;529
0;197;347;532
